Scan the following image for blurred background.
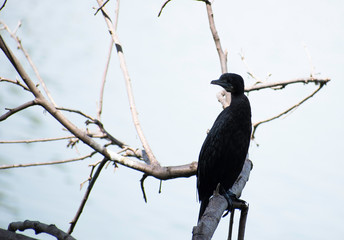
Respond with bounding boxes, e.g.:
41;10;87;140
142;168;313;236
0;0;343;239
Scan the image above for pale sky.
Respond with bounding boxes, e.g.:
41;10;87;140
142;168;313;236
1;0;343;239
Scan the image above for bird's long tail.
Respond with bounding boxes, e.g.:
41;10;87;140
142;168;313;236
198;199;209;221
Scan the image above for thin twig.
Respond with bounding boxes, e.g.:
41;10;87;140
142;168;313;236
0;136;77;144
0;152;95;170
96;0;159;166
303;43;316;78
157;0;172;17
204;1;230;108
94;0;110;15
0;133;105;144
68;158;108;234
0;0;7;11
98;40;113;120
245;77;330;92
140;173;149;203
0;100;38;121
56;107;95;121
252;83;325;139
97;0;120;120
205;1;227;74
91;119;126;148
239;51;265;83
0;21;57;107
0;77;30;91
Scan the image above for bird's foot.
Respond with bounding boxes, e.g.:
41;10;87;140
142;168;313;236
220;188;246;217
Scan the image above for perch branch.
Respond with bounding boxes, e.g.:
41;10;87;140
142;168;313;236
0;152;95;170
0;99;38;121
96;0;159;166
68;158;108;234
8;220;75;240
192;158;252;240
252;83;326;139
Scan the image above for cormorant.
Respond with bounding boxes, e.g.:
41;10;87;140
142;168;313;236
197;73;252;220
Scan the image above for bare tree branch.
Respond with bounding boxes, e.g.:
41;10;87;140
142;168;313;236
0;133;105;144
0;100;38;121
98;40;113;120
0;22;57;106
204;1;231;108
192;158;252;240
0;228;37;240
0;136;75;144
239;51;269;83
252;83;326;139
303;44;316;78
67;158;108;234
158;0;173;17
192;194;248;240
56;107;96;121
96;0;159;166
90;119;126;148
245;77;330;92
0;0;7;11
1;31;201;181
0;76;30;91
107;148;198;180
8;220;75;240
0;33;119;163
94;0;110;15
0;152;96;170
140;173;149;203
205;1;227;74
97;0;120;120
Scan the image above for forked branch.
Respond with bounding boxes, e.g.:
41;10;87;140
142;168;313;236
252;83;326;139
0;100;38;121
8;220;75;240
68;158;108;234
0;21;57;106
0;152;96;170
96;0;159;166
0;33;197;180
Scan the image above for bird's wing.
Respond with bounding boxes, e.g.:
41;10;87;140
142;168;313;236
197;108;233;200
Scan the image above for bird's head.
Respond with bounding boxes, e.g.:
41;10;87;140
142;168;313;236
211;73;245;95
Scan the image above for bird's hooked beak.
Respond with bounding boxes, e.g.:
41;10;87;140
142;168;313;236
211;79;233;92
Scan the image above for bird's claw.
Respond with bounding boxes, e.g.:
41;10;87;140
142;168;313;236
220;188;246;217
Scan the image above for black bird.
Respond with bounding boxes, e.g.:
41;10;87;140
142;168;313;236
197;73;251;220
